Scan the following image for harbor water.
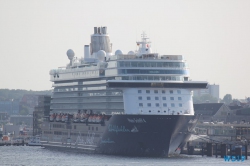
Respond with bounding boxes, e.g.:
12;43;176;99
0;146;249;166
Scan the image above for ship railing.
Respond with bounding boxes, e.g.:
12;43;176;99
50;65;99;74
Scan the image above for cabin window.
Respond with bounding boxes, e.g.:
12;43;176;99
162;90;166;94
178;97;182;100
177;90;181;94
139;103;143;107
138;96;142;100
170;90;173;94
170;97;174;100
155;103;160;107
155;97;159;100
147;97;151;100
171;103;175;107
163;103;167;107
179;103;182;107
149;110;151;113
154;90;158;94
146;90;150;93
138;90;142;93
147;103;151;107
162;97;166;100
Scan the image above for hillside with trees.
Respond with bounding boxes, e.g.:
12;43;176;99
0;89;51;101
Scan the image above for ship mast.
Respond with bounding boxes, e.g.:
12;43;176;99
136;32;152;55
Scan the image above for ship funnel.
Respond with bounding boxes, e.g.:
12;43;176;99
90;26;112;55
102;27;107;34
84;45;90;58
94;27;97;34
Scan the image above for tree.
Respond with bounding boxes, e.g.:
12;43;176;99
222;94;232;105
19;105;29;115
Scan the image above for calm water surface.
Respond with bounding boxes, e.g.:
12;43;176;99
0;146;249;166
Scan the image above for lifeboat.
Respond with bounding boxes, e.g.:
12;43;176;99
49;114;55;122
73;113;80;123
64;114;69;122
88;115;93;123
61;114;66;122
95;114;102;123
92;114;97;123
80;113;87;123
56;114;62;122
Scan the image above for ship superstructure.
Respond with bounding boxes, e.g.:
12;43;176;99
49;27;206;116
42;27;208;157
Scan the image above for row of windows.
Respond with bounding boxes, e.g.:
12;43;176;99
119;69;188;75
118;61;187;68
52;124;65;128
138;96;182;101
54;86;106;92
54;131;67;135
139;103;182;107
138;89;181;94
122;75;184;81
44;131;53;134
53;91;122;98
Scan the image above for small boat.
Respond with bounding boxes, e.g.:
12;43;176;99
95;115;102;123
80;114;88;123
56;114;62;122
28;135;41;146
73;113;80;123
49;113;56;122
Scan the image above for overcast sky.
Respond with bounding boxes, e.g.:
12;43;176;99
0;0;249;99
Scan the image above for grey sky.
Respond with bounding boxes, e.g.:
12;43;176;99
0;0;249;99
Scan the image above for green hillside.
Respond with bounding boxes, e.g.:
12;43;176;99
0;89;51;101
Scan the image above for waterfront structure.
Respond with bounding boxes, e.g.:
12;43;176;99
0;100;19;115
41;27;207;157
2;124;20;137
194;103;231;123
10;115;33;126
194;103;250;125
193;84;219;101
33;95;51;136
0;112;8;121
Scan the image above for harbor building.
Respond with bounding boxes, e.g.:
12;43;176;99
33;95;51;136
0;100;19;115
193;84;219;101
10;115;33;126
194;103;231;123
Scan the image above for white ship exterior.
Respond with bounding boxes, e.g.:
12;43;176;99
41;27;208;157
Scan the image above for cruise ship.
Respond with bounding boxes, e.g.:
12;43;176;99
41;27;208;157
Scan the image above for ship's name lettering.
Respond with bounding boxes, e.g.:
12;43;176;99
108;124;130;133
127;118;146;123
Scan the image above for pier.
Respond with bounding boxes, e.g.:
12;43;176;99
0;140;28;146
